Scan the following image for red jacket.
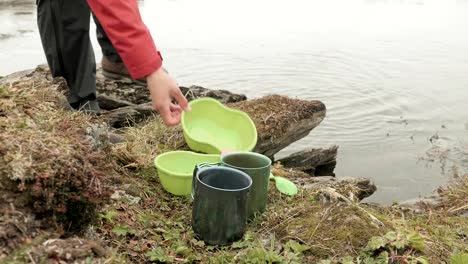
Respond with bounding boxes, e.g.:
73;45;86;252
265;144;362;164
87;0;162;80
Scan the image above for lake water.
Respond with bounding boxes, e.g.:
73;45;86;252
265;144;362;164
1;0;467;204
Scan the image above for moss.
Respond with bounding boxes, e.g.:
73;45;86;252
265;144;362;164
404;214;468;261
230;95;325;140
0;77;115;258
278;204;388;261
0;85;6;97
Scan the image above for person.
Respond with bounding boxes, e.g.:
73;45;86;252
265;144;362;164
36;0;190;126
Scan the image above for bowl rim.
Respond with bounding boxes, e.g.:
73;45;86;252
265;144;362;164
221;151;272;170
181;97;258;153
154;150;220;178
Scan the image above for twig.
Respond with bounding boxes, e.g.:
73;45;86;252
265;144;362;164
310;242;336;255
183;88;196;100
448;204;468;213
27;251;37;264
263;113;275;124
425;209;433;225
280;236;307;244
322;188;385;227
259;207;306;234
308;204;334;241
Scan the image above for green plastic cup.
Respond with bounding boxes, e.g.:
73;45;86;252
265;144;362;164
221;152;271;220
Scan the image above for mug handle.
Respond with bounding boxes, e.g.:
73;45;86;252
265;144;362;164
191;162;220;199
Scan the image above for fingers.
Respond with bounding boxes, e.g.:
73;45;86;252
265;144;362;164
156;102;184;126
170;87;191;111
156;101;180;126
221;149;236;157
169;103;182;112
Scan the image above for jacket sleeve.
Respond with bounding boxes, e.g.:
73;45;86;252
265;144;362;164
87;0;162;80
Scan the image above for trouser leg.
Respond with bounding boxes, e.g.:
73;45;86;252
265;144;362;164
37;0;96;104
93;14;122;63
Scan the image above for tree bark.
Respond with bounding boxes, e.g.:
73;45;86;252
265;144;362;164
276;146;338;176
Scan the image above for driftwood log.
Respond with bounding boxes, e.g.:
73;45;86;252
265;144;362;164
270;166;376;201
277;146;338;176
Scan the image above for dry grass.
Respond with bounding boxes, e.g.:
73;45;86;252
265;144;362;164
437;173;468;215
111;118;188;168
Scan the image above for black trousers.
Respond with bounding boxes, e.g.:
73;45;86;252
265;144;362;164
37;0;121;104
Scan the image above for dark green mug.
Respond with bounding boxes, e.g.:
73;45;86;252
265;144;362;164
192;164;252;245
221;152;271;220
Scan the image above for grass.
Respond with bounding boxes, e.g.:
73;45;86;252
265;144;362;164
97;115;467;263
0;76;467;263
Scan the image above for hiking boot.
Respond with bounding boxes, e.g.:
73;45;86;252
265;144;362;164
71;99;101;115
101;56;169;85
101;56;146;85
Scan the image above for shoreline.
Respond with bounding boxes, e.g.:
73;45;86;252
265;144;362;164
0;66;466;263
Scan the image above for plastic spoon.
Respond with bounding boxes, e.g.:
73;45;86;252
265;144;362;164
269;173;298;196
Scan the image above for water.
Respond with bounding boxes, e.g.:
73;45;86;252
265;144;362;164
1;0;467;204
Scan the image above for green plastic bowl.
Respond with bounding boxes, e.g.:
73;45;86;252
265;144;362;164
181;97;257;154
154;151;221;195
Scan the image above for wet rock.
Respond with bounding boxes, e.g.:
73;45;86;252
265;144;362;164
97;94;135;110
85;123;126;146
102;103;155;128
180;85;247;103
95;66;247;105
85;123;112;150
276;146;338;176
398;195;442;209
96;73;150;105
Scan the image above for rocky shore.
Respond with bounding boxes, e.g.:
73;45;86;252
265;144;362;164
0;66;466;263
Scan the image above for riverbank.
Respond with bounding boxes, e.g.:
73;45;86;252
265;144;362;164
0;67;466;263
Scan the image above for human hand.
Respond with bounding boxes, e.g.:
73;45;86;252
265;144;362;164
147;67;190;126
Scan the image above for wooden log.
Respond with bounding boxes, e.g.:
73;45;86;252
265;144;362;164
95;68;247;105
102;103;154;128
97;94;135;110
180;85;247;104
295;176;377;201
276;146;338;176
230;95;326;158
271;166;376;201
